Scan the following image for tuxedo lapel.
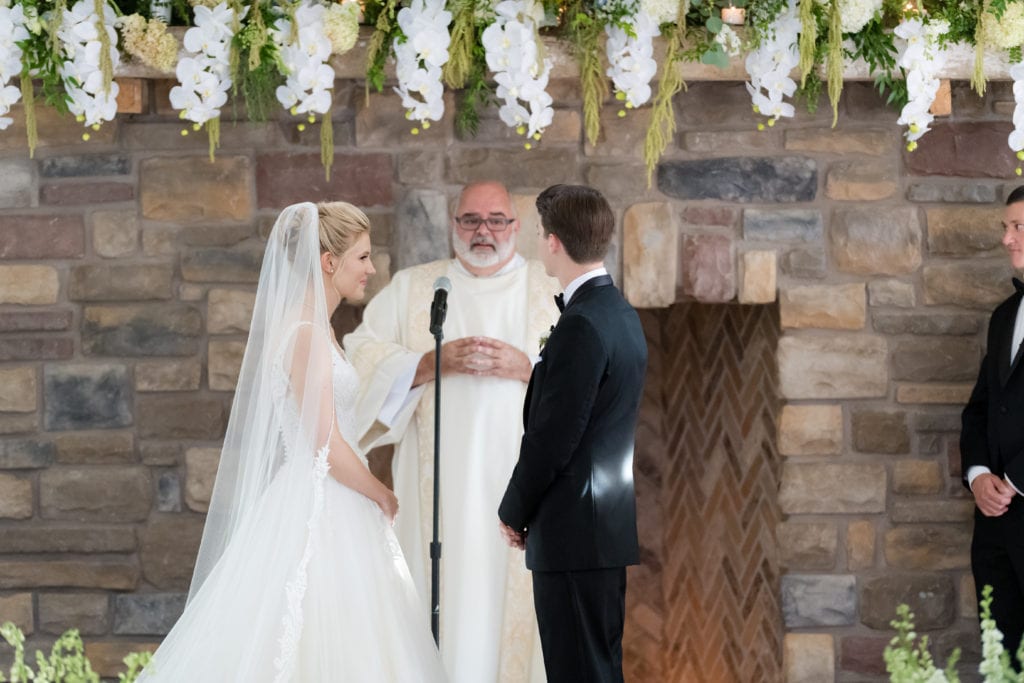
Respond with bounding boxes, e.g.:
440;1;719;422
999;281;1024;387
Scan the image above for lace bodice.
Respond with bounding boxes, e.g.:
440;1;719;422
329;345;360;453
270;327;363;463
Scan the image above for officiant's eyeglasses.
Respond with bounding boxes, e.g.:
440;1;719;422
454;215;516;232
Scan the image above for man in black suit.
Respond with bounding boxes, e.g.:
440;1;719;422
962;184;1024;663
498;184;647;683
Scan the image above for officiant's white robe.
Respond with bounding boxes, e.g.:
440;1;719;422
343;257;559;683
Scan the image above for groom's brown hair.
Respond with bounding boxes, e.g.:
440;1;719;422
536;184;614;264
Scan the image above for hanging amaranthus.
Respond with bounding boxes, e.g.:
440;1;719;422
798;0;817;87
643;22;684;187
827;0;842;125
567;1;607;147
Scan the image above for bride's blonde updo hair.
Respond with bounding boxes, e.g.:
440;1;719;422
317;201;370;256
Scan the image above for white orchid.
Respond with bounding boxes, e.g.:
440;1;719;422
393;0;450;130
272;1;336;120
57;0;121;131
894;16;949;150
482;0;553;144
744;0;800;129
171;1;242;126
606;9;660;109
0;2;27;130
1009;62;1024;172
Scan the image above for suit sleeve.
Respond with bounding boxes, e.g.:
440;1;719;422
498;314;605;531
960;351;990;490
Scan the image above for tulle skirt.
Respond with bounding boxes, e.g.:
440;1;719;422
137;457;446;682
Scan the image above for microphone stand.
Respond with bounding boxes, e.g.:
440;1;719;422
429;307;443;647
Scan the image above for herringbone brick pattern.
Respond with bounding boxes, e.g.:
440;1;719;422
627;304;783;683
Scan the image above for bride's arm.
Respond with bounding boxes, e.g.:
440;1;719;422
288;324;398;521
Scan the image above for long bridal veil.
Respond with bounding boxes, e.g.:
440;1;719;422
189;202;337;601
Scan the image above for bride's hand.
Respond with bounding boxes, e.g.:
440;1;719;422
376;488;399;524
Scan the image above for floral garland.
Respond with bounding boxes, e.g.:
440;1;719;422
170;2;239;124
605;7;659;112
271;1;336;119
745;0;801;128
393;0;451;132
0;3;28;130
170;2;243;156
481;0;553;147
57;0;120;134
893;14;949;151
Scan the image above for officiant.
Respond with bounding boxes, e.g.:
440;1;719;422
344;180;560;683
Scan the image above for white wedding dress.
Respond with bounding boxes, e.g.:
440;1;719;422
138;343;447;682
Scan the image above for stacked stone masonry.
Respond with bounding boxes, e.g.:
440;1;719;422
0;77;1017;681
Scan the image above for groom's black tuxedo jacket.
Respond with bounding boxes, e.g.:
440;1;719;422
961;279;1024;492
499;275;647;572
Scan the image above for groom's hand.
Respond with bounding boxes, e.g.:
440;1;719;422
498;520;526;550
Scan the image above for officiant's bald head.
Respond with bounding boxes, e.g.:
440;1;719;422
451;181;520;277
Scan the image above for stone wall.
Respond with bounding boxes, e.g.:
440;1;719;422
0;76;1016;680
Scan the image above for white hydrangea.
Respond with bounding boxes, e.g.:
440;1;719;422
169;2;242;125
272;1;336;117
840;0;883;34
894;16;949;150
0;2;28;130
482;0;553;144
744;0;801;125
639;0;677;25
393;0;451;128
324;0;360;55
979;1;1024;52
606;10;659;108
57;0;121;129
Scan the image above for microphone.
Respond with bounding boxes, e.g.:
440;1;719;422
429;276;451;337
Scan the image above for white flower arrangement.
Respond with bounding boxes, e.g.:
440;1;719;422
893;14;949;151
482;0;554;146
605;8;660;110
714;23;742;57
640;0;677;25
324;0;361;55
170;1;243;126
1008;61;1024;174
272;0;336;119
979;1;1024;52
393;0;451;131
744;0;800;128
0;2;28;130
57;0;121;132
839;0;883;34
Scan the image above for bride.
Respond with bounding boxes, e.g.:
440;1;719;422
137;202;446;682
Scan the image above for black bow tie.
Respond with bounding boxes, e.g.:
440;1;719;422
554;293;565;312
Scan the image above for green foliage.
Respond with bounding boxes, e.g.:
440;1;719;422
849;15;906;107
233;3;284;123
453;38;494;137
366;0;400;94
0;622;150;683
884;604;961;683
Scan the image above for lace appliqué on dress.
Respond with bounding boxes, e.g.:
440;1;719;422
273;444;330;683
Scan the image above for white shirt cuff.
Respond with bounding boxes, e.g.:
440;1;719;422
378;353;423;428
967;465;992;490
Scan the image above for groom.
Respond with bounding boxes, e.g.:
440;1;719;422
498;184;647;683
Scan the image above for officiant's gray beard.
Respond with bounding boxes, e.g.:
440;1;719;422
452;228;516;269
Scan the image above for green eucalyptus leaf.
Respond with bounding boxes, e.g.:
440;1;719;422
706;15;723;33
701;46;729;68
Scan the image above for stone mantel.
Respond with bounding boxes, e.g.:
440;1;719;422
115;25;1018;82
